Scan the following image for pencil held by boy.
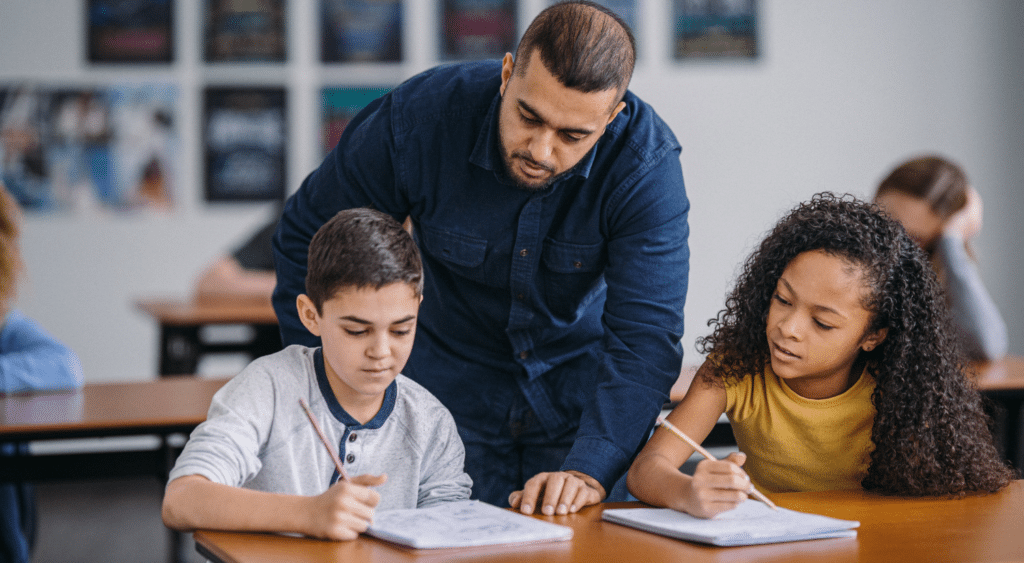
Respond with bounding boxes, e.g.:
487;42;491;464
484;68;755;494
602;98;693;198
162;208;472;540
627;193;1014;519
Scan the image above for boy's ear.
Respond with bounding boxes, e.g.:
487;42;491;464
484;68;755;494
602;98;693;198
296;294;322;337
861;327;888;352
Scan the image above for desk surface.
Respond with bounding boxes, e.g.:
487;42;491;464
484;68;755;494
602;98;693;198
135;298;278;325
194;480;1024;563
669;357;1024;403
0;377;228;441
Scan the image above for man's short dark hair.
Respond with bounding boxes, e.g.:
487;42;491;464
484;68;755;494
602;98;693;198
514;0;636;99
305;208;422;312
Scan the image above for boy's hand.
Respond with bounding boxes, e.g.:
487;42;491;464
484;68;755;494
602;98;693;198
684;452;750;518
509;470;604;516
308;473;387;540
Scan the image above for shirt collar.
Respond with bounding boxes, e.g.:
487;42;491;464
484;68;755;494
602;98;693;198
468;91;602;187
313;347;396;429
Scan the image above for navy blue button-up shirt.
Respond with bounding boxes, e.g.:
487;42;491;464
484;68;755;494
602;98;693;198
273;60;689;492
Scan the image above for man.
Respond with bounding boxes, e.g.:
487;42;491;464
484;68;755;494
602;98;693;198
273;0;689;515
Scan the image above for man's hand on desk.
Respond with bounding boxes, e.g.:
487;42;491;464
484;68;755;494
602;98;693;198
508;470;605;516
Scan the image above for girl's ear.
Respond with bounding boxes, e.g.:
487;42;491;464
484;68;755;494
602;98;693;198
296;294;322;337
861;327;888;352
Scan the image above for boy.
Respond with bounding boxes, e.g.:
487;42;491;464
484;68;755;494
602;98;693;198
162;208;472;541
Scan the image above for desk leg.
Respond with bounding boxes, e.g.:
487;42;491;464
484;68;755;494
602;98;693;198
159;325;201;376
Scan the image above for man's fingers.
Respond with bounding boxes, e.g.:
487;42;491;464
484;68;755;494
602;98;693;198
517;472;549;514
540;474;568;516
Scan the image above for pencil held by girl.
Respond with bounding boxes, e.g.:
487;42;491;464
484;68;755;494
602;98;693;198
627;192;1014;519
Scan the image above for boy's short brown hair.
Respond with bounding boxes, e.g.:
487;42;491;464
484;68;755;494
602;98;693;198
305;208;422;312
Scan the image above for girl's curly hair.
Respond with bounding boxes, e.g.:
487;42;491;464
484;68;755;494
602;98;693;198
697;192;1013;496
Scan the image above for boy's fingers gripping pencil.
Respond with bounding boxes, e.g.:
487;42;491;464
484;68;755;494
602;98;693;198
655;417;777;511
299;398;350;481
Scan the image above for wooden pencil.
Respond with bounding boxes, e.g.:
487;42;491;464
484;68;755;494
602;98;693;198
299;397;350;481
656;417;777;511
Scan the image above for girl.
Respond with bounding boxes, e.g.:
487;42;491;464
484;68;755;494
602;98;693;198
627;193;1013;519
874;155;1007;361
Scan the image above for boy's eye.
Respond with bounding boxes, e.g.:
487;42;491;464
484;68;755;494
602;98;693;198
344;328;367;336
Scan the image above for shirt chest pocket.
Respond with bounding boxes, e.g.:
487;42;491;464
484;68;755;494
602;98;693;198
541;238;606;319
418;224;489;284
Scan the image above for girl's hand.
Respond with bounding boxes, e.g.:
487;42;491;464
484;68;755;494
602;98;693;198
944;186;983;241
307;473;387;540
683;452;751;518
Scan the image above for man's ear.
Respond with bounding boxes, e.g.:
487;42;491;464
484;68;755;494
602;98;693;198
607;100;626;124
861;327;888;352
296;294;322;337
500;52;514;96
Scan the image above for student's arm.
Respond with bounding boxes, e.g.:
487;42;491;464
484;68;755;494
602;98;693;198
194;256;276;303
935;190;1007;362
161;473;386;540
0;310;83;394
627;362;749;518
416;407;474;507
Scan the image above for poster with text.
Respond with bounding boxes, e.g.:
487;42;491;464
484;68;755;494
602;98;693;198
87;0;175;63
205;0;287;62
673;0;757;60
321;87;392;156
0;83;177;212
441;0;517;61
321;0;403;63
204;87;286;202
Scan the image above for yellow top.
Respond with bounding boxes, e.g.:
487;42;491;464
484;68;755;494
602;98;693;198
724;364;876;493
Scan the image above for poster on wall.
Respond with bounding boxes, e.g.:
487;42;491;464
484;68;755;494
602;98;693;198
672;0;757;60
203;87;286;202
321;0;403;63
440;0;517;61
87;0;175;63
0;83;177;212
321;87;392;155
204;0;287;62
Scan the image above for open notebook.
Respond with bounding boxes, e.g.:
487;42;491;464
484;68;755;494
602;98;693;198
602;499;858;547
366;500;573;549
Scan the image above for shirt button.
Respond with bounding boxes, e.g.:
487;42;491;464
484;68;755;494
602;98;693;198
346;453;355;463
519;351;529;360
519;248;528;257
348;433;357;442
574;261;582;269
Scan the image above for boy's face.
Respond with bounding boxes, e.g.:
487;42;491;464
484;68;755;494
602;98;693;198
297;282;420;419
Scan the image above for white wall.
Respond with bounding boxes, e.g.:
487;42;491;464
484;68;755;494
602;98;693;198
1;0;1021;383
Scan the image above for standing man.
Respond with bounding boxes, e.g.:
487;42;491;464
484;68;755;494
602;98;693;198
273;1;689;515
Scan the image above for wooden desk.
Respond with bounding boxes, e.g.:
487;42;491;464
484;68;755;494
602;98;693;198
194;480;1024;563
0;376;228;481
136;298;282;376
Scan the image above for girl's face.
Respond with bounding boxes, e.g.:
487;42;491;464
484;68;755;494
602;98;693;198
766;250;887;400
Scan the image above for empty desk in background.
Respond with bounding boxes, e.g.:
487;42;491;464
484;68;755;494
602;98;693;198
973;356;1024;469
194;480;1024;563
136;298;282;376
0;376;229;563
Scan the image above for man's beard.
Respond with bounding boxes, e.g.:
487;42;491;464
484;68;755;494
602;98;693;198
499;137;576;192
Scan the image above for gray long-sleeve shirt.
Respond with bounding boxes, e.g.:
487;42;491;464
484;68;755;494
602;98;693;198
936;233;1008;361
168;345;472;509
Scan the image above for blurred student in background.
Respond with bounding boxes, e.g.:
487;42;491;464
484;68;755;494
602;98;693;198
1;182;83;563
874;155;1008;361
194;217;278;303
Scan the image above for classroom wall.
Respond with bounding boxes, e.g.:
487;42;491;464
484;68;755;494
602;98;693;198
1;0;1021;383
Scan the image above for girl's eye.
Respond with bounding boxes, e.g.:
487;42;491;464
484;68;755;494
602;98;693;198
391;329;411;336
814;319;834;330
773;293;790;306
